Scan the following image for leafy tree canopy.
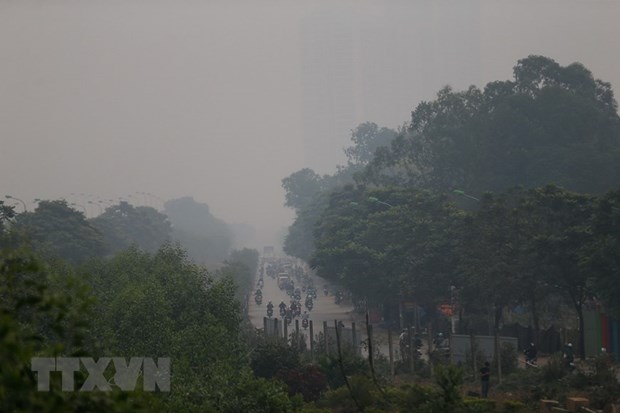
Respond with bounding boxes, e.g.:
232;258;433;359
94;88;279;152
361;55;620;195
164;197;233;266
90;201;172;255
12;200;106;264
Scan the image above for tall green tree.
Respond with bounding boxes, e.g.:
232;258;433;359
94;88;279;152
522;186;595;359
312;187;463;316
362;56;620;195
0;248;153;412
585;190;620;316
90;201;172;255
164;197;232;266
283;123;398;261
457;190;529;335
12;200;106;263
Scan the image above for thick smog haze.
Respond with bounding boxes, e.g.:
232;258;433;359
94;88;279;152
2;0;619;248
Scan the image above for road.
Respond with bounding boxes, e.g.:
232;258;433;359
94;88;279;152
248;269;358;332
247;266;407;361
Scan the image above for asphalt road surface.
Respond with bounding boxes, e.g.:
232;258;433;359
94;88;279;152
248;270;358;332
247;267;407;361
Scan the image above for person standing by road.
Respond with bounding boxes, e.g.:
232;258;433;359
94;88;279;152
479;361;491;398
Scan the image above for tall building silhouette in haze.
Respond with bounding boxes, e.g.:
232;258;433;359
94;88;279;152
298;2;483;174
300;6;363;174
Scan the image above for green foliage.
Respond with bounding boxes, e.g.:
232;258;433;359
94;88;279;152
282;122;398;261
311;186;463;308
435;364;464;406
283;192;330;262
12;200;107;263
463;398;496;413
362;55;620;195
220;248;259;299
344;122;398;166
491;343;518;376
0;200;16;233
316;350;369;389
81;244;257;411
164;197;233;266
90;201;171;254
322;375;378;412
502;400;525;413
0;247;154;412
275;364;328;402
587;190;620;316
250;338;301;379
282;168;326;211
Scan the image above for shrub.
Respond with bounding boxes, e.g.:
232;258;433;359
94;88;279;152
489;342;518;377
275;364;328;402
250;338;300;379
502;400;525;413
540;353;567;382
463;398;496;413
317;350;369;389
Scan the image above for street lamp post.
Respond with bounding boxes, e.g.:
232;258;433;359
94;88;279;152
368;196;394;208
452;189;480;202
5;195;27;212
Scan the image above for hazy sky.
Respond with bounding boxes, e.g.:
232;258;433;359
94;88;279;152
2;0;619;248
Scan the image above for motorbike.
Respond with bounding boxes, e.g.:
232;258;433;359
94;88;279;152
524;347;538;368
335;292;343;305
267;307;273;318
279;306;286;317
305;298;313;311
255;294;262;305
302;318;309;329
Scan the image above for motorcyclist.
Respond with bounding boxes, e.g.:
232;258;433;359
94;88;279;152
524;342;537;365
267;301;274;311
399;329;408;346
563;343;575;371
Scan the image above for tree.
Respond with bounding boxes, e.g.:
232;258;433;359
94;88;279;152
521;185;595;359
221;248;260;299
281;168;325;211
283;192;330;262
311;187;463;318
344;122;398;166
12;200;106;263
0;200;16;232
361;56;620;195
164;197;233;266
90;201;172;254
456;190;528;336
0;247;154;412
586;190;620;316
282;122;398;261
82;244;282;411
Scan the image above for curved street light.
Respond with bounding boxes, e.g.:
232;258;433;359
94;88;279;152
5;195;27;212
452;189;480;202
368;196;394;208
